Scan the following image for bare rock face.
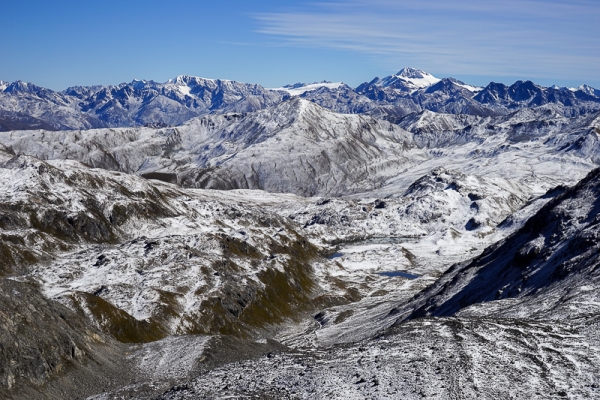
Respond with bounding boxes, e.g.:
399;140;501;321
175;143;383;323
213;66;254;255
0;278;118;398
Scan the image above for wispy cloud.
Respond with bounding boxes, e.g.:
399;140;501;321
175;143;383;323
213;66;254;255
254;0;600;81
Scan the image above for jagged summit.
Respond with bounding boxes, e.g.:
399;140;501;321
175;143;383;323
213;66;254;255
4;80;45;94
578;84;600;97
396;67;433;79
379;67;441;90
167;74;223;85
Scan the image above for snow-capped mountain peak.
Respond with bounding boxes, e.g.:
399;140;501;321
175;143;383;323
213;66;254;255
130;78;152;90
397;67;430;79
393;67;441;89
577;84;600;97
4;80;44;94
0;80;8;91
168;74;211;85
364;67;442;94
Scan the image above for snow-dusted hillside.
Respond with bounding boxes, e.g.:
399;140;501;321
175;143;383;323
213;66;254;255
0;154;341;344
1;99;597;200
0;98;417;197
129;163;600;400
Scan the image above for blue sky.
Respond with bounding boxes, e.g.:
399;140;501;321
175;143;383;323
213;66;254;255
1;0;598;90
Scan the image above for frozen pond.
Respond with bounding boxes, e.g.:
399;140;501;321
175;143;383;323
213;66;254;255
378;270;420;279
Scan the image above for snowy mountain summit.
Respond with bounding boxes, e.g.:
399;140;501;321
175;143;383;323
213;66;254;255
393;67;442;89
365;67;442;94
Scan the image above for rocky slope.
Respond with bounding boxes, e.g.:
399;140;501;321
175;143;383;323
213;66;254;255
0;278;126;399
0;152;354;398
392;166;600;323
0;153;342;341
155;317;599;399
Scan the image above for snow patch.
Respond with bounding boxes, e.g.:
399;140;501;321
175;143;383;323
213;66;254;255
178;85;191;96
272;82;344;96
455;82;483;92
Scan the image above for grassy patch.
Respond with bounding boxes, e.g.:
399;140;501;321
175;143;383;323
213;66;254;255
70;292;167;343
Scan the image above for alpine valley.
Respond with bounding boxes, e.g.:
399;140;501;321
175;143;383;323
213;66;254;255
1;68;600;399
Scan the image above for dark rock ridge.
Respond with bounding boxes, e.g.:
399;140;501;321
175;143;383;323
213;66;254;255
473;80;600;116
392;167;600;322
354;69;600;120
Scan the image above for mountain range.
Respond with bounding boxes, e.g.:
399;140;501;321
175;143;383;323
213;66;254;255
1;68;599;132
